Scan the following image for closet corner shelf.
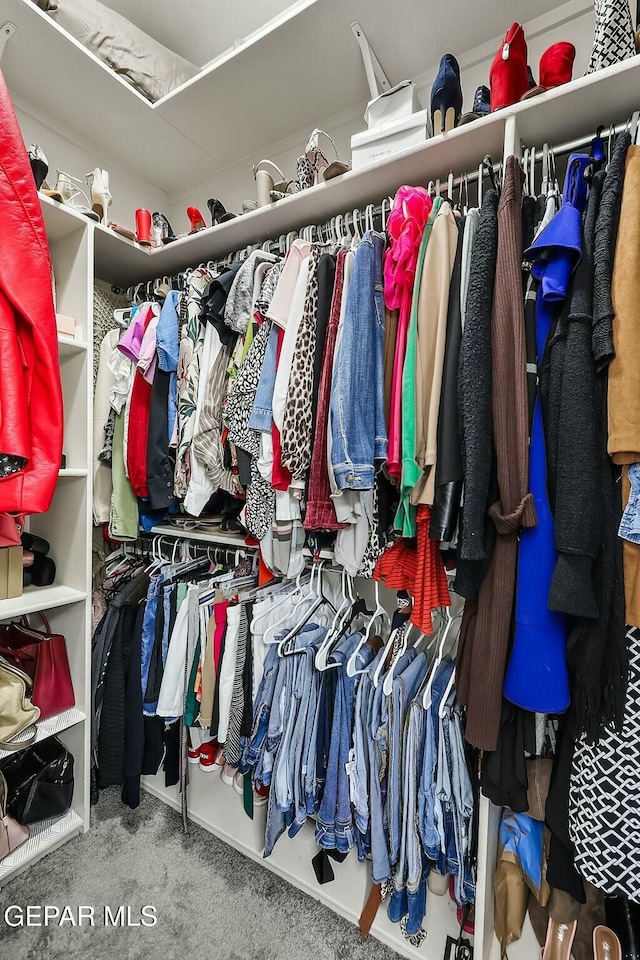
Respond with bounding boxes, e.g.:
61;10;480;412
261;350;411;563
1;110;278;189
0;707;85;762
0;585;87;621
0;809;83;886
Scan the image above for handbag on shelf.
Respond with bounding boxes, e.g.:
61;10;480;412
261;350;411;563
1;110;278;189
0;736;74;825
0;657;39;751
0;612;75;721
0;770;29;859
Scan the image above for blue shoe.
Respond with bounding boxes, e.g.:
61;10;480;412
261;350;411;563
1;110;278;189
458;86;490;125
430;54;463;134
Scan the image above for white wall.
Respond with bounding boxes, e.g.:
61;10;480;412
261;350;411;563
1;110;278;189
14;96;169;231
168;7;597;227
103;0;299;67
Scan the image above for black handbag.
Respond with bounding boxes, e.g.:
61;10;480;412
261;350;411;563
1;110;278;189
0;736;73;825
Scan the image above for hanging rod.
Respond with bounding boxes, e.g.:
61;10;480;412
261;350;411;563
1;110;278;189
524;119;629;161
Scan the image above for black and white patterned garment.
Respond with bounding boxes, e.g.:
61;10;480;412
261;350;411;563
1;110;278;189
569;625;640;901
245;457;275;542
0;454;26;478
223;601;250;768
225;317;272;459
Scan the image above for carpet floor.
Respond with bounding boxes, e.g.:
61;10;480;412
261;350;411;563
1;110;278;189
0;789;399;960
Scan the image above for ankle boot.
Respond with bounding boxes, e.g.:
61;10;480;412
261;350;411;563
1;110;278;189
135;208;152;246
540;42;575;89
490;23;528;111
430;54;463;133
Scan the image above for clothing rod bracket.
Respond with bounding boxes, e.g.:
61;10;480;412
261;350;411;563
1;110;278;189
351;20;391;99
0;21;17;64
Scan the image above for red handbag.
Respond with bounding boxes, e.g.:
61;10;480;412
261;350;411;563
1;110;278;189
0;613;75;721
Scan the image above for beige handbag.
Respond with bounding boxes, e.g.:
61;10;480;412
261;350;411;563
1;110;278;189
0;771;29;859
0;656;39;751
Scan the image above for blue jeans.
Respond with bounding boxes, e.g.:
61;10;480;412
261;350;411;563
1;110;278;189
248;322;278;434
620;462;640;543
315;632;373;853
369;672;390;883
242;644;280;779
330;231;387;490
387;650;425;868
141;574;165;716
419;658;455;865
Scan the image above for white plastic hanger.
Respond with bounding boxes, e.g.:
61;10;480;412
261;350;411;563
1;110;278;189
438;666;457;720
314;570;354;670
346;580;390;677
423;607;460;709
262;571;311;644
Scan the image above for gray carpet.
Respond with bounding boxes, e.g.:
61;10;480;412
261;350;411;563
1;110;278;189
0;789;399;960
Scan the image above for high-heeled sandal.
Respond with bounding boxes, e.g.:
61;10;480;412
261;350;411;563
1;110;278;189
253;160;288;207
431;54;463;134
86;168;112;224
187;206;206;233
28;144;49;191
208;198;236;225
152;211;177;245
42;170;100;221
304;128;351;183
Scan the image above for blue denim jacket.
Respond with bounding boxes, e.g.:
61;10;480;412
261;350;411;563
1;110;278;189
248;323;279;434
330;232;387;489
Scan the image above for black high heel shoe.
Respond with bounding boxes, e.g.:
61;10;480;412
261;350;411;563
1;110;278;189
208;198;236;225
430;54;463;134
28;144;49;191
152;211;177;245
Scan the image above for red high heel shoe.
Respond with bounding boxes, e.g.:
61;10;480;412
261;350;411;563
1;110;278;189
522;41;576;99
135;208;152;246
490;23;528;111
187;206;206;233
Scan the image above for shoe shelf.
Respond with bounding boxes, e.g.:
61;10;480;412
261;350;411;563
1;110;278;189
0;809;84;887
149;523;335;562
0;585;87;621
142;768;461;960
3;0;565;197
0;707;85;762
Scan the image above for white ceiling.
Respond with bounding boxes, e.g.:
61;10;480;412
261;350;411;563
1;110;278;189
103;0;298;66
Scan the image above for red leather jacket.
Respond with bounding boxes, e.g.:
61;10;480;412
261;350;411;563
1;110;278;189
0;69;63;515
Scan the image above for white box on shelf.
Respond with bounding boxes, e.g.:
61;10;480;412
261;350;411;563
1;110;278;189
364;80;421;130
351;110;429;171
55;313;75;338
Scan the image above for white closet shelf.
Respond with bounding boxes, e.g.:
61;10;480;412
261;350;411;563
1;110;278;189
0;708;85;762
143;770;462;960
40;193;89;240
0;809;83;887
0;585;87;621
57;468;89;478
94;112;507;286
4;0;566;194
150;524;256;549
57;335;88;357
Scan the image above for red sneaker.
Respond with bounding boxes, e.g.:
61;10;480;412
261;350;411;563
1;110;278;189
187;742;200;765
198;742;218;772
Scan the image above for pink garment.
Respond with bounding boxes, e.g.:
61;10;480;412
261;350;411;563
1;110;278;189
266;240;311;330
384;186;432;479
137;312;160;384
117;303;155;363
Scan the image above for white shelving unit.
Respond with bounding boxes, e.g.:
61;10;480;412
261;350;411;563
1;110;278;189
0;193;93;887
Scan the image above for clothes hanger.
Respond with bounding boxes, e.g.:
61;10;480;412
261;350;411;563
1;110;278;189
422;606;461;708
438;664;457;720
278;562;335;655
477;162;483;207
314;569;353;669
346;580;390;677
262;571;311;643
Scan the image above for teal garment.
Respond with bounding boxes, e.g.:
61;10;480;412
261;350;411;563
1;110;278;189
395;199;441;538
184;637;201;728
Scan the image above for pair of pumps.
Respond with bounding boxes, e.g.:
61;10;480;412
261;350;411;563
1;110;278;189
134;199;235;246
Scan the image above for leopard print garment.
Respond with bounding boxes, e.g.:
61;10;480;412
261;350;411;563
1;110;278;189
280;247;320;481
224;316;272;460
